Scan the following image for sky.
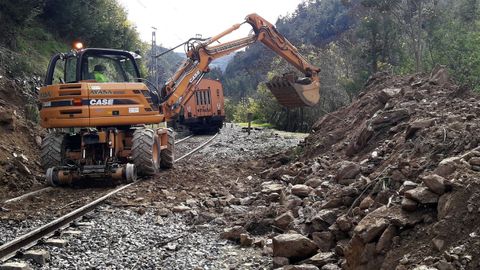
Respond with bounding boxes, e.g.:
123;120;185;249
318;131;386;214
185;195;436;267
118;0;303;51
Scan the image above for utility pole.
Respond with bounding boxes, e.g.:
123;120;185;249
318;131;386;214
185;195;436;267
150;27;158;88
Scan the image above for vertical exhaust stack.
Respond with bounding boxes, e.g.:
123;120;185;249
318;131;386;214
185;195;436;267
266;73;320;108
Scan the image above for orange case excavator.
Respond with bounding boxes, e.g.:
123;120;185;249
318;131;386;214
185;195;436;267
38;14;321;186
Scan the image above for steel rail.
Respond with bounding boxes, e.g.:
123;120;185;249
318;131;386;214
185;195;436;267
0;183;135;262
174;133;218;163
3;187;53;204
174;134;194;144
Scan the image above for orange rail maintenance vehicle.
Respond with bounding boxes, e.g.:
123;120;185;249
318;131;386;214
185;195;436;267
178;79;225;134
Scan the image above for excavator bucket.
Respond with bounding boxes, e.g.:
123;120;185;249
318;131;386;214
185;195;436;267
266;73;320;108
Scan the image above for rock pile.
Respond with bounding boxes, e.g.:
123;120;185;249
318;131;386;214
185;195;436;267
217;70;480;269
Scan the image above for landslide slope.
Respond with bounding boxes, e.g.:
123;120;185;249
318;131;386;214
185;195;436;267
258;69;480;269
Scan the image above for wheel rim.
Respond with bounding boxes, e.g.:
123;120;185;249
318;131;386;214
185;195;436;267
46;167;58;187
152;140;159;166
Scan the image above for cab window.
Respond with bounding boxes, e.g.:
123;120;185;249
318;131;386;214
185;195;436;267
82;53;138;83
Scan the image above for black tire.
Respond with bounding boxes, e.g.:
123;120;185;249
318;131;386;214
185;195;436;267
160;128;174;169
40;133;65;170
132;128;160;176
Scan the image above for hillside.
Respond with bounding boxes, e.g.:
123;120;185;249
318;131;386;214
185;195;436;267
222;0;480;131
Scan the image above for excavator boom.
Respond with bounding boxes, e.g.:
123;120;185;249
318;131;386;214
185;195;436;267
161;13;321;119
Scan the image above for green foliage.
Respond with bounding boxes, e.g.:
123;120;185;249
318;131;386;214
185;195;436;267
0;0;45;48
41;0;142;51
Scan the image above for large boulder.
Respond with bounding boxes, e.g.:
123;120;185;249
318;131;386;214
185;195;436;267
335;161;361;182
273;233;318;261
405;187;439;204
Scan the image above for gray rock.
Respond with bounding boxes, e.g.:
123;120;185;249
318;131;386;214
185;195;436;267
305;178;323;188
220;226;246;241
273;233;318;261
354;217;389;243
405;187;439;204
273;257;289;268
291;185;313;197
312;231;335;252
422;174;447;195
335;161;361;182
302;252;336;267
274;211;294;230
282;264;320;270
401;197;418;212
24;249;50;265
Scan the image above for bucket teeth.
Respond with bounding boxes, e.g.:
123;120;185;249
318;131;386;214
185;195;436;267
266;73;320;108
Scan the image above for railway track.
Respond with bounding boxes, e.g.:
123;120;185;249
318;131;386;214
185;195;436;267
0;132;218;265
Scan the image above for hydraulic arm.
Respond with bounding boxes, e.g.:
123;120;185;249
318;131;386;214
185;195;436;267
161;13;321;120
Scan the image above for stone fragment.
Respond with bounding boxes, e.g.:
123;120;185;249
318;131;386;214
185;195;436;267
0;262;31;270
376;225;397;253
359;196;374;210
405;187;439;204
274;211;294;230
273;257;289;268
44;238;68;248
378;88;402;103
172;205;191;213
432;237;445;251
336;215;352;232
273;233;318;261
156;208;171;217
437;193;454;219
430;66;449;85
469;157;480;166
302;252;336;267
24;249;50;265
405;118;434;139
305;178;323;188
0;110;15;130
261;182;284;194
422;174;447;195
434;157;459;177
220;226;247;241
434;260;455;270
399;181;418;194
412;265;437;270
312;231;335;252
240;233;254;247
282;264;320;270
401;197;418;212
335;161;361;182
354;215;389;243
311;210;337;231
291;185;313;197
334;239;349;256
321;263;341;270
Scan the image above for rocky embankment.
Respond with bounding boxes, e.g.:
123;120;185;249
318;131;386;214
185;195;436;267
214;69;480;270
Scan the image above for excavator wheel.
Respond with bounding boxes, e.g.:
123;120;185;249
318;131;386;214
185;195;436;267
132;128;160;176
40;133;65;170
160;128;175;169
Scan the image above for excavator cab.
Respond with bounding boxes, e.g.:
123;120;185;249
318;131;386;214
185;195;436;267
44;48;142;85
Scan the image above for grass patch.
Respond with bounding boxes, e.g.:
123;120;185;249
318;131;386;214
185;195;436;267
237;122;274;128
